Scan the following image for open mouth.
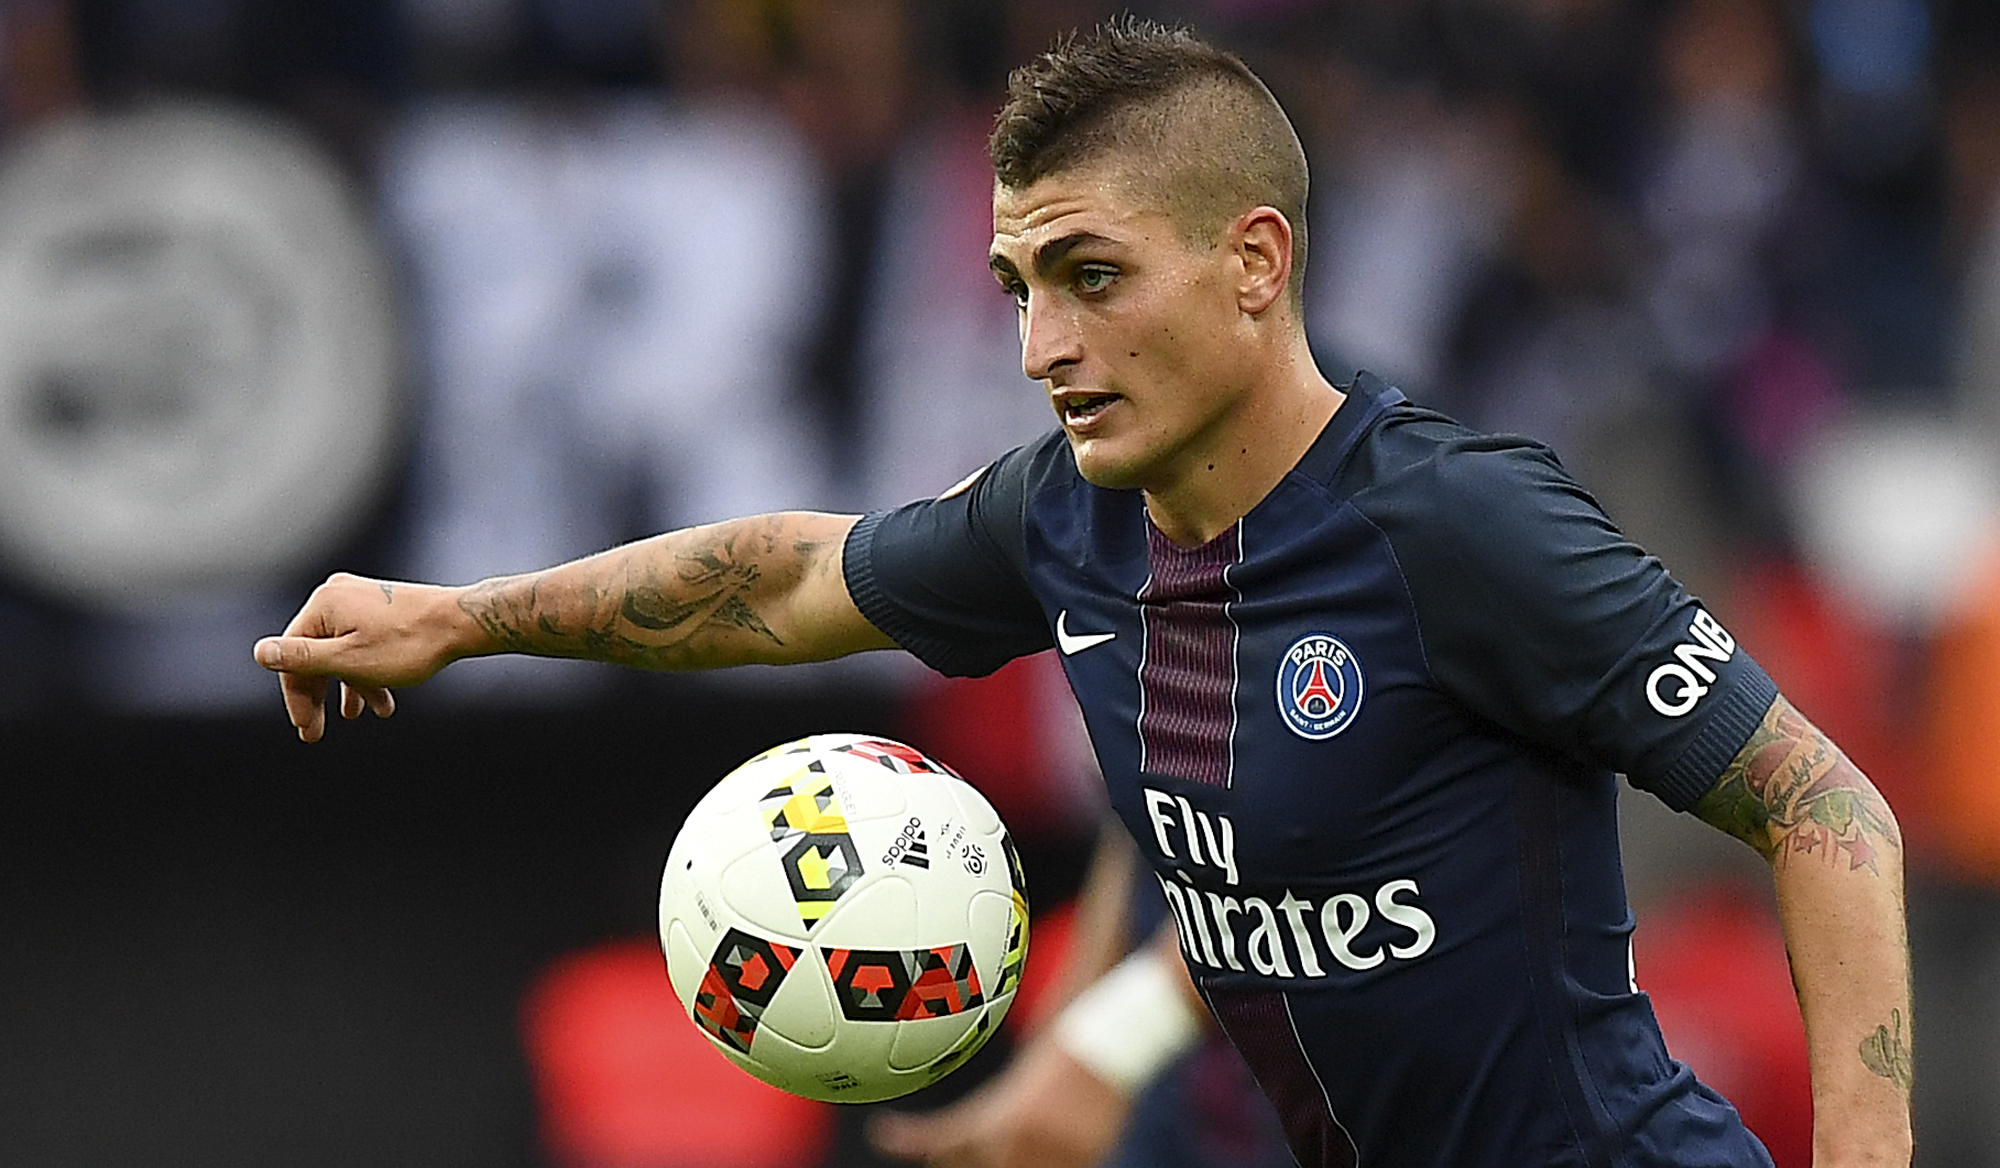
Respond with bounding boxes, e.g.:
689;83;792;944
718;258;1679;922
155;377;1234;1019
1058;392;1121;426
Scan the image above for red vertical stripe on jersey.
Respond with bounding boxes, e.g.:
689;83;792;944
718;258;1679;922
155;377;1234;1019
1138;521;1241;786
1204;984;1360;1168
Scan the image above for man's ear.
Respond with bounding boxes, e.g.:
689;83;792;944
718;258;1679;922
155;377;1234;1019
1231;207;1293;315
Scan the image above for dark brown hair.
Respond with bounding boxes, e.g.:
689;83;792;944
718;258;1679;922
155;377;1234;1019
990;17;1309;280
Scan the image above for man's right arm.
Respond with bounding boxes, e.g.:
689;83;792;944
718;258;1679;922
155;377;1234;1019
253;511;896;741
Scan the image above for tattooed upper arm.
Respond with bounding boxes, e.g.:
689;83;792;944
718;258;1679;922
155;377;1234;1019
1692;694;1902;873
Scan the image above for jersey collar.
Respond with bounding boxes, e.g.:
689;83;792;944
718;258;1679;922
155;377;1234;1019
1292;370;1406;484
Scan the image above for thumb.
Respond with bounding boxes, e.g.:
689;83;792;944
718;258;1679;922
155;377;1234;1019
255;636;319;672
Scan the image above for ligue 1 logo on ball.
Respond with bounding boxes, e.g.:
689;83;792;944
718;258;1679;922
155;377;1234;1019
1276;633;1364;740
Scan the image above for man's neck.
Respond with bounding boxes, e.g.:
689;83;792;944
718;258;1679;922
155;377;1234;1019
1142;369;1345;548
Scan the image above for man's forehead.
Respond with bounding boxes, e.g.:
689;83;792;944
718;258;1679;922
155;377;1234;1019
989;166;1171;257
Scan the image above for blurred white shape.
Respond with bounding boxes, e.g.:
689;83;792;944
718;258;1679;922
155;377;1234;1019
379;95;833;699
0;101;399;611
1640;97;1795;374
854;111;1050;509
1788;411;2000;628
1309;104;1516;397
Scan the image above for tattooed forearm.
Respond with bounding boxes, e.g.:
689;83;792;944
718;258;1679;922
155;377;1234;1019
676;545;756;588
455;518;808;670
1693;696;1902;872
713;595;781;642
459;578;550;655
621;585;730;633
1699;695;1913;1146
1860;1008;1915;1093
615;585;781;647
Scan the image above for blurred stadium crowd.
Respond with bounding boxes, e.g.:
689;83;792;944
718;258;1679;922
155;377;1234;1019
1;0;1998;1165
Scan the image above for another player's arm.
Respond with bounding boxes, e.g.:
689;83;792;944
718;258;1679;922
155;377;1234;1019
869;856;1205;1168
254;512;895;741
1692;695;1913;1166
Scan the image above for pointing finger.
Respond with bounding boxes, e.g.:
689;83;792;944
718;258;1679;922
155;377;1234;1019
257;637;330;740
280;668;329;742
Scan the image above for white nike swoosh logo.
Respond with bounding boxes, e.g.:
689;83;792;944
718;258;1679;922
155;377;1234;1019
1056;610;1117;655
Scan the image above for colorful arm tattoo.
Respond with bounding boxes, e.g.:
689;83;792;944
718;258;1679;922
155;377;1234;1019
1692;695;1902;873
1693;695;1913;1099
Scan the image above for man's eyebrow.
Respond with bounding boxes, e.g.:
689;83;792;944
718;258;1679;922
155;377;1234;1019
989;231;1117;280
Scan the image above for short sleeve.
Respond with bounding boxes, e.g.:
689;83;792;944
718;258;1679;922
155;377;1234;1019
1353;429;1776;810
842;441;1055;677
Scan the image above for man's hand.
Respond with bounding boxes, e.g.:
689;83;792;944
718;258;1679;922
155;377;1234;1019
867;1037;1129;1168
253;573;473;742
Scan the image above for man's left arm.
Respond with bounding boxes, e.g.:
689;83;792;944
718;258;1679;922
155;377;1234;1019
1692;694;1913;1166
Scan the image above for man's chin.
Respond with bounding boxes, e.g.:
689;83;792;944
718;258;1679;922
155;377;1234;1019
1067;436;1147;492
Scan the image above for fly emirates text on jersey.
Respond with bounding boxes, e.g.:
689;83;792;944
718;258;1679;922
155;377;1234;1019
1142;787;1439;979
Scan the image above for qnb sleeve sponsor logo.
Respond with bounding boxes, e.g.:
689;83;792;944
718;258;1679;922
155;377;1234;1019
1645;608;1738;718
1155;872;1438;978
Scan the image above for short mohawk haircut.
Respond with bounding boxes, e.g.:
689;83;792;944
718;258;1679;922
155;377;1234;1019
989;17;1309;278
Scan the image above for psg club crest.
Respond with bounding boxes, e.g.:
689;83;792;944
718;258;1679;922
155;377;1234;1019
1276;633;1365;740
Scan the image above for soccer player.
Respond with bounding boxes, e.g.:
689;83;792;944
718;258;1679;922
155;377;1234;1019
255;20;1913;1168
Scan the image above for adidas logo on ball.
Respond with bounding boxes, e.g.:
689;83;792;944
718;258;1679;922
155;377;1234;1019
883;817;930;869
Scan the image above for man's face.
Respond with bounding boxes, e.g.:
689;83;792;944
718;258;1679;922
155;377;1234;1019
989;163;1247;495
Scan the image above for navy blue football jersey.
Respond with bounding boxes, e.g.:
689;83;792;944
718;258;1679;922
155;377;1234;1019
844;374;1780;1168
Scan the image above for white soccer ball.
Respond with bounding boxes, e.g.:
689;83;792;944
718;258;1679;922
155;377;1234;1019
659;733;1029;1103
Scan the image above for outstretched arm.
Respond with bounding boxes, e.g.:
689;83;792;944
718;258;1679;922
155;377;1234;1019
1692;695;1913;1166
254;512;896;741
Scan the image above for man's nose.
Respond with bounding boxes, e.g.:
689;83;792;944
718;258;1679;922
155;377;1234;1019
1020;294;1082;383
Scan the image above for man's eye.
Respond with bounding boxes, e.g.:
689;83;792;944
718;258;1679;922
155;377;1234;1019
1003;281;1029;309
1076;265;1116;293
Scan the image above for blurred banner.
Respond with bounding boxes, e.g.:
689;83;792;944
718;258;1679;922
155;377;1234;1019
0;100;398;611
